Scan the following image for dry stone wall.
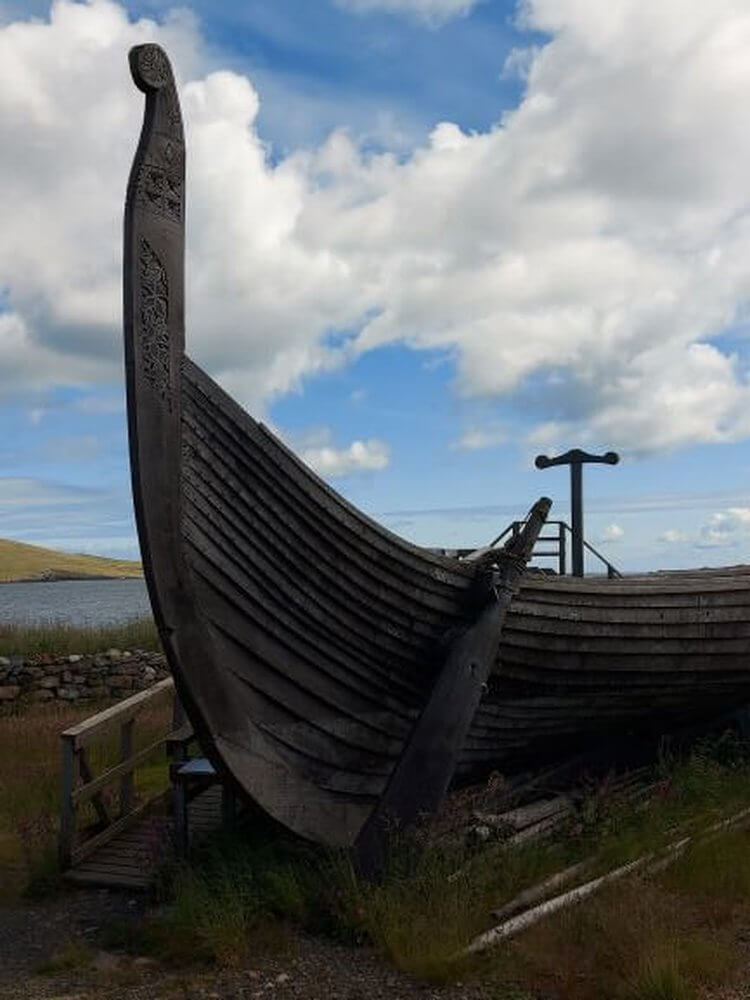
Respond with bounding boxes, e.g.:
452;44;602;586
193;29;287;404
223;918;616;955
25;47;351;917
0;648;168;704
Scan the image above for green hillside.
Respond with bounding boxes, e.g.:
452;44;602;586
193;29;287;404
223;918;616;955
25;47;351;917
0;537;142;583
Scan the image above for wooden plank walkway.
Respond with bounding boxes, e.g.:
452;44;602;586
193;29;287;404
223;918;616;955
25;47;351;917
64;786;224;889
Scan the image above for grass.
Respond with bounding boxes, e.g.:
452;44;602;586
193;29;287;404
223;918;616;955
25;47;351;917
0;536;142;583
8;683;750;1000
35;939;95;975
96;729;750;999
0;694;172;901
0;617;160;657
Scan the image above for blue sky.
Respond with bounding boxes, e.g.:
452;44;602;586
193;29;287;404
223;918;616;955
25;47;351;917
2;0;750;573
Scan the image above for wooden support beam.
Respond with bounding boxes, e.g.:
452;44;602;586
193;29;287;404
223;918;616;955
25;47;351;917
120;719;135;817
78;749;111;828
72;736;166;806
59;735;76;870
355;496;552;878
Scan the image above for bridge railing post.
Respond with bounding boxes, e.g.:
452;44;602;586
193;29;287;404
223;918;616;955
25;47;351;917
119;718;135;817
59;734;76;870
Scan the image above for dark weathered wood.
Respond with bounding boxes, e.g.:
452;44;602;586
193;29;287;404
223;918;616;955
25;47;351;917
535;449;619;577
65;787;226;889
119;46;750;855
124;42;240;815
182;370;471;612
59;735;76;869
120;719;134;817
62;677;173;748
354;497;552;877
71;798;154;866
78;750;111;828
73;737;166;806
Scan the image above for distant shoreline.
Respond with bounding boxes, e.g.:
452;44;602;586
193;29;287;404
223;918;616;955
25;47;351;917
0;572;144;585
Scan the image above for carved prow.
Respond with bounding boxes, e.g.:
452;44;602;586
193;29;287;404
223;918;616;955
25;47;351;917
123;41;185;629
123;44;235;766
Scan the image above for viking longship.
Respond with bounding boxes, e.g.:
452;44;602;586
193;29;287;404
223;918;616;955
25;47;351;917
123;45;750;862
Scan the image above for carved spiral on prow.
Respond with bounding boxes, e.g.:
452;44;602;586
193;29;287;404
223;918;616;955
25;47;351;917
129;43;172;92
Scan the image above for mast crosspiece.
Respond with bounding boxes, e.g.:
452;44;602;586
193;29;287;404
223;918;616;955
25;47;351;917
534;449;619;577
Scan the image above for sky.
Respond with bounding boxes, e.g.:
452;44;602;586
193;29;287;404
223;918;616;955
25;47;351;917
2;0;750;573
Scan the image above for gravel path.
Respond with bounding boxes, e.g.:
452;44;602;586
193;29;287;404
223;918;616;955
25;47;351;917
0;889;503;1000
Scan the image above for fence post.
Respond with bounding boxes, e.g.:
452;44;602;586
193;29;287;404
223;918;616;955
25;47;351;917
558;522;566;576
119;719;134;817
59;734;76;869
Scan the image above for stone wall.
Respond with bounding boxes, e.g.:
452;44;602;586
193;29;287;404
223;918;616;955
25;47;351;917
0;648;169;704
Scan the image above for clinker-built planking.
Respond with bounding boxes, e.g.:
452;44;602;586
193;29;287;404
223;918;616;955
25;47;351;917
123;44;750;857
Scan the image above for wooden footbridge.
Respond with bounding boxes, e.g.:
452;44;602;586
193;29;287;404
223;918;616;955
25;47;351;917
59;678;234;889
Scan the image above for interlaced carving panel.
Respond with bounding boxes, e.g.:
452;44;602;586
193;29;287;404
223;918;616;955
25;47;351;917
139;238;172;410
135;134;183;223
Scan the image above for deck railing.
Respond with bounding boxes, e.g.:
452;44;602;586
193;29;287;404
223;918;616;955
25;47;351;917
59;676;177;869
488;519;621;578
432;519;620;578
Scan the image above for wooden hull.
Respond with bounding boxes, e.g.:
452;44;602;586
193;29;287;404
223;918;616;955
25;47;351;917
122;46;750;850
472;568;750;773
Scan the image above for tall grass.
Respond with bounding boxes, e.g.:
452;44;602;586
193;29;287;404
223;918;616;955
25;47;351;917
7;690;750;1000
0;617;160;657
106;731;750;998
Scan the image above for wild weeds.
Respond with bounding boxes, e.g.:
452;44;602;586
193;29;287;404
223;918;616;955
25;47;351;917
8;691;750;1000
0;617;160;657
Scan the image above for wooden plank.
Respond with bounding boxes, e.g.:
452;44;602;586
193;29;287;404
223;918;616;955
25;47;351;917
181;476;436;676
500;630;750;656
78;749;111;827
497;645;750;674
64;869;149;889
62;678;173;749
78;859;152;876
182;379;471;608
71;795;162;866
185;535;423;715
58;734;76;869
120;719;135;816
184;359;472;587
65;784;225;889
181;412;465;626
509;599;750;626
72;736;166;806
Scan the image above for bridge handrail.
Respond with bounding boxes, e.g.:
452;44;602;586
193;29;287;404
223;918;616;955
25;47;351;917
59;676;177;869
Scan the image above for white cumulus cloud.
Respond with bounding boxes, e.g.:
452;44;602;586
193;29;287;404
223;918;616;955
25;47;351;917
4;0;750;459
452;425;507;451
659;529;688;544
300;437;390;478
599;523;624;543
697;507;750;548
